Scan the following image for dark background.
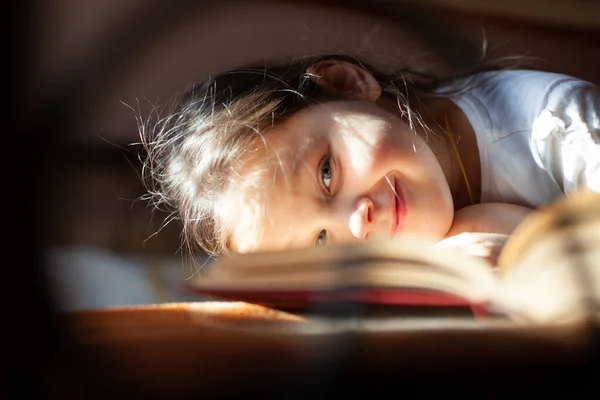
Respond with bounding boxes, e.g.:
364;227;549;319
11;0;600;398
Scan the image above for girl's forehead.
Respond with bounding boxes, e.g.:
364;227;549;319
221;133;323;252
219;165;296;253
215;157;268;252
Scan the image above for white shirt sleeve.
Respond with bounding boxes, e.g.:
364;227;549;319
530;79;600;195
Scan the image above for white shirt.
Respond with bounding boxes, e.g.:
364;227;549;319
439;70;600;208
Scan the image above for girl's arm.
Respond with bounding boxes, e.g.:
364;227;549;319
438;203;534;267
445;203;534;237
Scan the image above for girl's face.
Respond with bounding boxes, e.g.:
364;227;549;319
225;99;454;253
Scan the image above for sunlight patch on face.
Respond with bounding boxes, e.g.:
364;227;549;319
219;175;266;254
333;112;389;178
215;143;272;253
219;134;301;253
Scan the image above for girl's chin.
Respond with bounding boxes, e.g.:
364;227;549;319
403;217;453;241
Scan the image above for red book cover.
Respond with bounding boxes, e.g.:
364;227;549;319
182;284;490;318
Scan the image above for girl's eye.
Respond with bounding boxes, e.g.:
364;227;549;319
320;158;332;191
315;229;327;246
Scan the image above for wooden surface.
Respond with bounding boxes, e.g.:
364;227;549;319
40;301;599;398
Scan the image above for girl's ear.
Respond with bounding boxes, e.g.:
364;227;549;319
306;60;381;102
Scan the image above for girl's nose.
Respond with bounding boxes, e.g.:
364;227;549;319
349;197;374;239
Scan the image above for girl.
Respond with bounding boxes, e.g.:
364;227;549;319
139;54;599;263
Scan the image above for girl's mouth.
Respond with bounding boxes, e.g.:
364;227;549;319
393;178;407;235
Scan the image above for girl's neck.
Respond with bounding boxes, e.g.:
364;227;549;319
427;98;481;210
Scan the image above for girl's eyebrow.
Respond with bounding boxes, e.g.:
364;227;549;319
286;134;328;248
291;134;321;193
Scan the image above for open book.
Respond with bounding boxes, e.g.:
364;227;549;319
185;190;600;324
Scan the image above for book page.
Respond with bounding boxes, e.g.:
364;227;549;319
492;191;600;324
190;236;498;305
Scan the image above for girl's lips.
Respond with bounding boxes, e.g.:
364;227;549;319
393;178;407;235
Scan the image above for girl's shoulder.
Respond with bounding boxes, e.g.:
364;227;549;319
437;69;595;98
436;69;599;128
451;69;600;199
